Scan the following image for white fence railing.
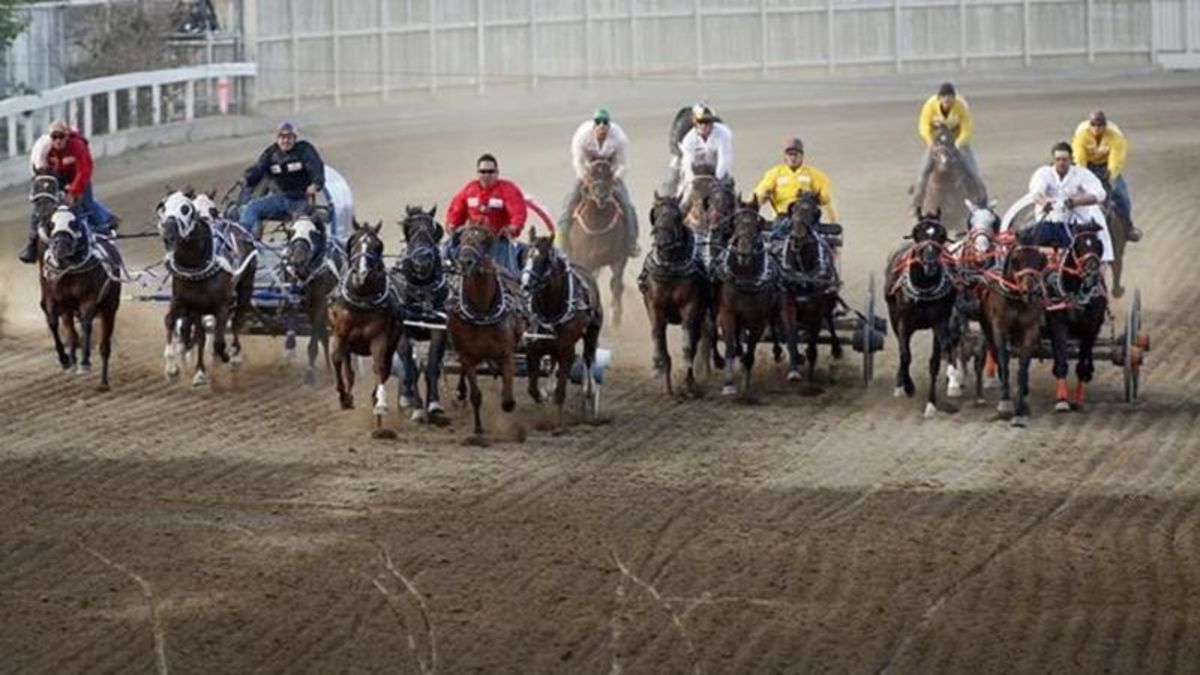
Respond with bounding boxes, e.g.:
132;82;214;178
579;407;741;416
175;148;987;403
0;62;257;160
248;0;1200;110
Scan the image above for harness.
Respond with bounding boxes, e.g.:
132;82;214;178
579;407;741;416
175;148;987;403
715;241;777;293
336;256;398;312
525;255;593;331
642;228;703;282
890;241;955;302
448;270;516;326
778;231;840;297
165;220;258;282
284;227;343;291
574;175;623;235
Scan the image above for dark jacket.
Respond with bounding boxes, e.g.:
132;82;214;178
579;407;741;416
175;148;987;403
244;140;325;198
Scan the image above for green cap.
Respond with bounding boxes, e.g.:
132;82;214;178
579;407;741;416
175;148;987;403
593;107;611;123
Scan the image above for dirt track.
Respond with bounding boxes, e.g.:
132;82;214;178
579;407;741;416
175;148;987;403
2;79;1200;673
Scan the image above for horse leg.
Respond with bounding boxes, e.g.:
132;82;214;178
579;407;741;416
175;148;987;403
611;261;625;329
426;331;448;419
719;308;738;397
972;326;987;404
582;320;600;418
192;312;211;386
77;301;97;375
44;302;71;371
553;350;571;432
305;318;323;386
1012;346;1034;428
682;308;703;397
805;314;821;384
398;336;422;412
783;302;802;381
994;332;1014;417
61;314;79;371
465;363;486;442
652;313;672;395
163;305;180;379
742;325;763;401
97;306;115;392
212;304;230;364
826;306;844;361
331;336;353;409
926;322;945;418
1075;316;1100;410
526;344;545;404
1049;317;1071;413
894;318;915;398
500;350;517;414
370;336;393;432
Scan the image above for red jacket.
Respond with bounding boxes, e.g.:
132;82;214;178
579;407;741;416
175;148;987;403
446;179;528;237
47;133;94;197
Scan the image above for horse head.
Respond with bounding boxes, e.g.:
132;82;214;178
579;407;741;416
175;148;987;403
29;173;63;233
787;193;823;241
911;210;949;274
583;159;616;206
521;226;562;294
930;123;960;173
728;196;764;268
649;192;687;257
156;190;207;253
454;224;495;277
703;182;737;241
46;206;87;268
347;219;386;295
191;190;222;223
284;214;327;281
1068;221;1105;282
962;198;1000;266
1005;241;1049;300
399;205;443;283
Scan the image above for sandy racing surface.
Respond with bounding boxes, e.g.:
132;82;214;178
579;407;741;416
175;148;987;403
3;75;1200;672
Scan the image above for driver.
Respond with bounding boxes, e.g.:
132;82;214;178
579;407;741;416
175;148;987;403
239;121;327;238
752;136;839;240
1027;141;1113;263
445;153;529;275
557;107;639;258
677;103;734;202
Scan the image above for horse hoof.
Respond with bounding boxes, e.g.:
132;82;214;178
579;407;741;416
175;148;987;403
947;383;963;398
303;369;316;386
462;434;489;447
997;400;1014;415
722;385;737;397
501;399;516;413
411;409;428;423
339;395;354;410
230;351;243;369
924;402;937;419
371;428;398;440
75;363;91;376
428;401;445;415
165;367;180;380
373;403;388;417
893;386;905;398
192;371;209;387
1054;400;1072;413
97;382;110;393
1010;415;1029;428
787;370;802;382
1112;286;1125;299
283;348;296;362
983;375;1000;390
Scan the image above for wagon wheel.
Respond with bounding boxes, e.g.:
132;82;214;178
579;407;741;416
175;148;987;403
1123;288;1143;403
863;272;877;387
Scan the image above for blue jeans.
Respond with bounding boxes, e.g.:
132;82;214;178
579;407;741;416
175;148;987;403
30;184;113;237
444;234;526;276
1110;174;1133;227
239;193;309;238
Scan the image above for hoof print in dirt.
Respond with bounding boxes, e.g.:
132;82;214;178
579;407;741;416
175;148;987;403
463;434;490;447
371;428;398;440
799;384;825;398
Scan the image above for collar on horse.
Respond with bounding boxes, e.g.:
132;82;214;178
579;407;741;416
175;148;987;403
715;243;777;293
778;232;839;293
527;264;592;330
448;270;515;326
166;221;258;282
572;196;623;235
645;228;702;281
890;241;955;302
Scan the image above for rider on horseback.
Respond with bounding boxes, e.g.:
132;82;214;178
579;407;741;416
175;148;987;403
1027;141;1113;263
238;121;327;238
445;153;529;275
676;103;734;202
1072;109;1140;242
557;107;640;258
752;137;840;239
19;120;117;264
914;82;986;206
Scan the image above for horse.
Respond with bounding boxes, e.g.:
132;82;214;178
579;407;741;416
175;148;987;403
39;207;121;390
328;219;404;438
1039;218;1108;412
777;193;844;385
446;225;526;445
563;158;630;327
29;172;64;258
917;123;988;236
522;228;603;431
156;189;258;387
280;210;344;385
712;198;779;399
885;211;958;418
1092;168;1130;299
945;198;1002;402
638;193;709;397
393;205;451;424
681;163;736;274
979;239;1050;427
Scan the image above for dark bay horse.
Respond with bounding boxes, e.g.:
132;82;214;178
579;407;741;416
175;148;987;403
564;158;629;327
980;240;1049;427
682;164;736;274
447;225;526;444
885;212;957;418
918;123;987;236
156;189;258;386
778;193;843;384
1042;222;1108;412
713;199;779;399
945;198;1001;402
638;193;708;397
281;211;344;385
522;228;603;431
394;205;450;424
40;207;121;390
29;172;63;257
328;220;404;438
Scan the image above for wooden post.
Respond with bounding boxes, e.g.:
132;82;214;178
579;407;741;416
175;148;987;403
959;0;967;69
760;0;768;77
1086;0;1094;63
332;0;342;106
477;0;485;94
380;0;389;100
894;0;902;72
1022;0;1031;66
827;0;836;73
430;3;438;95
694;0;703;78
529;0;538;89
107;90;118;134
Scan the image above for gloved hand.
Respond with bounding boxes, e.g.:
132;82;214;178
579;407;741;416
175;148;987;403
1064;197;1076;210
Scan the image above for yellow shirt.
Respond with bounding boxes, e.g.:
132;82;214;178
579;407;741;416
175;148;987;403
753;164;837;220
918;95;973;147
1072;120;1127;179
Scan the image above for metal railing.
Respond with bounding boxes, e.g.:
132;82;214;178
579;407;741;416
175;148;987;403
0;62;257;160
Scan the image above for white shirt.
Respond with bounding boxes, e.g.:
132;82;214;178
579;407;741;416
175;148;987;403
678;122;733;190
571;120;630;180
29;134;52;174
1028;164;1113;261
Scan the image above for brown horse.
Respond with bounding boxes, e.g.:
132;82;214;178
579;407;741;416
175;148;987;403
328;219;404;438
521;229;603;431
638;193;708;397
156;189;258;387
394;205;451;424
713;198;779;399
447;225;526;444
917;123;988;236
39;207;121;390
1040;222;1108;412
281;211;343;385
778;193;844;385
563;158;629;327
885;212;957;418
979;239;1049;427
29;172;63;256
945;198;1001;402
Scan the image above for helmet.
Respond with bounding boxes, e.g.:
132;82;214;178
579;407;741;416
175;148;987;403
593;107;611;124
784;137;804;153
691;103;715;123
